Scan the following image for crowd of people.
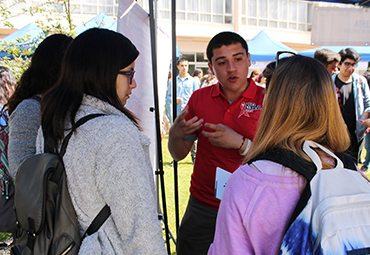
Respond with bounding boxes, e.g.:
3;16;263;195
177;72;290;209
164;32;370;255
0;28;369;254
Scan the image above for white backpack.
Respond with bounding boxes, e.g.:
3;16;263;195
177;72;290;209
280;141;370;255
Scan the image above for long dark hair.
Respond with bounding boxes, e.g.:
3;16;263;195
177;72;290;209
7;34;73;115
41;28;140;152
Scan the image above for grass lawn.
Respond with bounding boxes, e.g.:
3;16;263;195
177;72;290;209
159;134;193;254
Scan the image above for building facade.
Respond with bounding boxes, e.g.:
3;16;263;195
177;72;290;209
0;0;364;73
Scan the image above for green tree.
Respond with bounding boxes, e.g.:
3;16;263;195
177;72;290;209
0;0;76;80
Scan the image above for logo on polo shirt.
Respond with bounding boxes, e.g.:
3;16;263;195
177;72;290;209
238;102;262;118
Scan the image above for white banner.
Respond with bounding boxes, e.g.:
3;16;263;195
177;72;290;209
117;0;171;170
312;7;370;46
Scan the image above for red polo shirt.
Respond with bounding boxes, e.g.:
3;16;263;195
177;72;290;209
185;79;264;210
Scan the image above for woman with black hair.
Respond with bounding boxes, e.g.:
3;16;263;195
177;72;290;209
7;34;73;177
38;28;166;254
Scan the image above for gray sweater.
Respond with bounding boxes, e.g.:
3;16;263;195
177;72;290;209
36;95;167;254
9;97;41;178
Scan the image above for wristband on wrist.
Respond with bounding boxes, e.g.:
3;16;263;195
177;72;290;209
238;136;246;151
240;139;251;156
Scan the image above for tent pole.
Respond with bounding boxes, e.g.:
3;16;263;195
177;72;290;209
171;0;180;237
148;0;171;253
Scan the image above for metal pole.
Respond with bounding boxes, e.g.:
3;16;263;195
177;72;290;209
171;0;180;236
148;0;171;253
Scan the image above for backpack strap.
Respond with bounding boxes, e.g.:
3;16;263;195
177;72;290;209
59;113;105;158
248;148;317;228
248;144;357;230
56;113;111;238
83;204;111;238
247;148;316;180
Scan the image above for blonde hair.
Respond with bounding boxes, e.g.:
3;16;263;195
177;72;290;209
245;56;350;168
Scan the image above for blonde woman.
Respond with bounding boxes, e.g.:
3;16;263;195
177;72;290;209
208;55;351;255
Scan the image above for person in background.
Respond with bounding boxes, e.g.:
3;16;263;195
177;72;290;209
7;34;73;177
208;55;350;255
0;66;16;126
193;68;203;86
360;67;370;172
333;48;370;165
260;62;276;93
163;69;172;136
249;68;260;82
260;57;291;93
166;58;199;123
168;31;264;255
256;72;266;87
314;48;341;75
363;67;370;81
190;68;204;163
201;70;218;88
38;28;166;254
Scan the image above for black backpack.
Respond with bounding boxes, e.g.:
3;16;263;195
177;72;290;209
248;144;370;254
11;114;110;255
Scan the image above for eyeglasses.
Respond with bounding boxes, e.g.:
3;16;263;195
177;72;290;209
275;51;297;67
341;61;358;68
118;70;136;84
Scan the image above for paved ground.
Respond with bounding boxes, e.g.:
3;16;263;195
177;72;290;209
0;248;10;255
0;237;12;254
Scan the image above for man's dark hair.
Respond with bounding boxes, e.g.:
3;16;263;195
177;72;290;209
177;58;188;66
338;48;361;63
206;31;248;64
314;49;341;67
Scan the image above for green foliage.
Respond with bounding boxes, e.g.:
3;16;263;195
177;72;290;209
0;0;26;29
0;33;42;80
0;0;76;80
27;0;77;36
0;232;11;243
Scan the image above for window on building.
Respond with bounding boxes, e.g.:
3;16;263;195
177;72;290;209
1;0;318;32
137;0;233;24
241;0;314;32
181;52;210;77
69;0;118;16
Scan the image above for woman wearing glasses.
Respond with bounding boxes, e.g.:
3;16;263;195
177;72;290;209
208;55;351;255
38;28;166;254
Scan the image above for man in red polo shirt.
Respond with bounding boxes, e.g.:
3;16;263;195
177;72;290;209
168;31;264;255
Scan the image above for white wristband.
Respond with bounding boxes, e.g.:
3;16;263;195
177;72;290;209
240;139;251;156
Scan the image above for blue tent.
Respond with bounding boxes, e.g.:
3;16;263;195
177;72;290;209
1;22;43;45
0;22;44;58
75;12;116;36
299;46;370;62
247;30;297;62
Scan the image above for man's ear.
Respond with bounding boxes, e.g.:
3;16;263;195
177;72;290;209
208;62;215;75
247;53;251;68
